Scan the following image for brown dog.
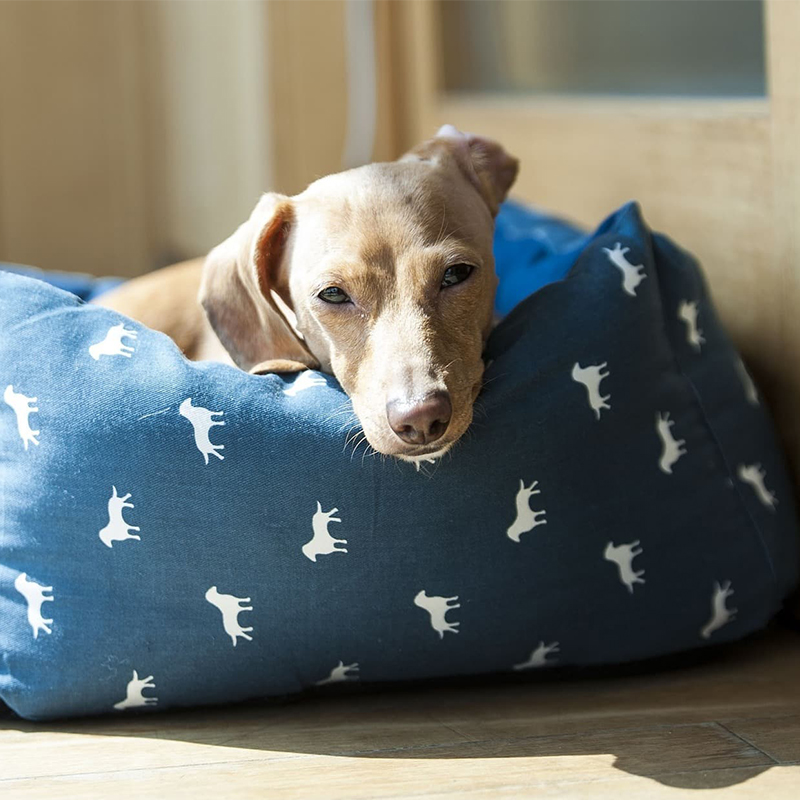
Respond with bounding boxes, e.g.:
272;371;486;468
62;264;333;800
99;126;518;462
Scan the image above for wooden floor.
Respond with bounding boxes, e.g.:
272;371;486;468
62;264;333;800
3;627;800;799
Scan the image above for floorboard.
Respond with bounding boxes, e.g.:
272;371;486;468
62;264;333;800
2;626;800;798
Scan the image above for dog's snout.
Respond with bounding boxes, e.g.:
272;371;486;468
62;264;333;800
386;391;452;446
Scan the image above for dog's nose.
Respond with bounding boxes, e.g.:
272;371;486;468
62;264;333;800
386;391;452;445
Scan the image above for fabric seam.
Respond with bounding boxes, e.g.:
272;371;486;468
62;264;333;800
647;229;781;604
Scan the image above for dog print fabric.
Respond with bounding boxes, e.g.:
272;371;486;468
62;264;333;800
1;201;797;720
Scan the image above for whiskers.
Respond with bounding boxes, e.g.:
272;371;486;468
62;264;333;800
478;369;507;392
472;367;507;419
412;456;444;479
321;399;358;427
341;421;380;465
441;357;461;380
465;383;494;438
471;397;488;422
319;399;375;464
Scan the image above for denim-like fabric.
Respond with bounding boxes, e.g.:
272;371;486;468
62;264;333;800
1;201;797;720
0;263;123;302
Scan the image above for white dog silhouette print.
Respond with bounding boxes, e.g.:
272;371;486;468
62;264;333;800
303;502;347;562
737;463;777;510
735;357;759;406
179;398;225;464
14;572;54;639
571;362;611;419
89;322;137;360
604;540;645;593
656;412;687;474
3;385;40;450
700;580;737;639
113;670;157;710
506;479;547;543
513;641;560;671
677;300;705;352
414;590;460;638
98;486;141;548
283;370;328;397
602;242;647;297
205;586;253;646
316;661;360;685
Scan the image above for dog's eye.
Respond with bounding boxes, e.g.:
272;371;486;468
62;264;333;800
441;264;473;289
318;286;350;304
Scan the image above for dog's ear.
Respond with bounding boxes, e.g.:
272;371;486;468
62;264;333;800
199;193;319;374
402;125;519;217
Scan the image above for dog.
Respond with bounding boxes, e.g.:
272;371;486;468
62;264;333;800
98;126;519;461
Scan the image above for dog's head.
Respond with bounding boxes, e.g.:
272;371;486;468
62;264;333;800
200;126;518;460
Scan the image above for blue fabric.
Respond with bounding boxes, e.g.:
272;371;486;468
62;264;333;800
493;200;590;316
0;263;123;302
1;201;797;721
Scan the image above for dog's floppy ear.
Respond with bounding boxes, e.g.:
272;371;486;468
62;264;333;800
199;193;319;374
402;125;519;217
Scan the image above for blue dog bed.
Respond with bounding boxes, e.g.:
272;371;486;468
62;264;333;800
1;201;797;720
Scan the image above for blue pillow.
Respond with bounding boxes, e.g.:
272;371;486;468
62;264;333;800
1;201;797;720
0;263;123;303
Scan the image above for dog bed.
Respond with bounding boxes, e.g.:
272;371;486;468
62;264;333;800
1;201;797;720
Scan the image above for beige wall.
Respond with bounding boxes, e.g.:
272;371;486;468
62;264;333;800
144;0;272;264
0;0;272;277
0;0;401;277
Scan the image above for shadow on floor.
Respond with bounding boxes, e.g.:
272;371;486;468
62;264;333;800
3;626;799;791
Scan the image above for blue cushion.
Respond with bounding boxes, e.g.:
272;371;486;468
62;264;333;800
1;201;797;720
0;263;123;303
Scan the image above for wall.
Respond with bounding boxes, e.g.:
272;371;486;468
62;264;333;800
0;0;272;277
